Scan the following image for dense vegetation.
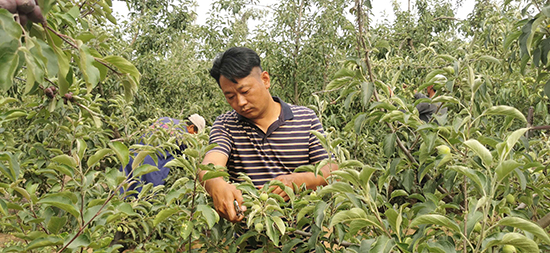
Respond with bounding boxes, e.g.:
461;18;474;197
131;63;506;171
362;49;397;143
1;0;550;252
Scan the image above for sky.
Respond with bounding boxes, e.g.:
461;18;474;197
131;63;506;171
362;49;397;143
111;0;476;27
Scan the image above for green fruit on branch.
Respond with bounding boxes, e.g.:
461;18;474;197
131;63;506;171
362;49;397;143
502;245;516;253
436;145;451;155
259;193;268;201
0;0;17;13
505;194;516;205
473;222;482;232
16;0;34;14
27;5;44;24
252;204;261;211
254;222;264;232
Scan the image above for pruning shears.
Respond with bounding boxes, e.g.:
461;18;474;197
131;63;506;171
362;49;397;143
234;200;243;217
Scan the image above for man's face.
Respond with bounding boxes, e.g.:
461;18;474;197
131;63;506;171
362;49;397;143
219;67;271;121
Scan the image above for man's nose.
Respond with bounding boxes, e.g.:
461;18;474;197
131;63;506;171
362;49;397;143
236;94;247;107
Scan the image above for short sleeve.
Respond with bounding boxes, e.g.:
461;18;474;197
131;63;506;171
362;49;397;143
207;115;233;157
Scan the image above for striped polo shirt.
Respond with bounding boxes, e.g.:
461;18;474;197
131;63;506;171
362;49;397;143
207;97;329;186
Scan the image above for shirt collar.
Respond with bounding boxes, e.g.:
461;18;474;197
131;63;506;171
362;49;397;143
237;96;294;122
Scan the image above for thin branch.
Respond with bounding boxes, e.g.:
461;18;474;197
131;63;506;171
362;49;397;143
45;25;79;49
94;58;123;75
79;0;88;11
433;16;461;21
293;230;358;247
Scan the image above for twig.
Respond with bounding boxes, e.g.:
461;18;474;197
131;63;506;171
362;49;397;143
93;58;123;75
433;16;460;21
79;0;88;11
293;230;357;247
45;24;123;76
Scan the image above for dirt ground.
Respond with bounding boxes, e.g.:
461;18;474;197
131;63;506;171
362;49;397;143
0;233;23;248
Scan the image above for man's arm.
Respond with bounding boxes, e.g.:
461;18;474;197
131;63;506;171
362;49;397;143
199;151;246;223
271;161;338;200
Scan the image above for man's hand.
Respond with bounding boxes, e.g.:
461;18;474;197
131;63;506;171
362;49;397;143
270;163;339;201
204;177;247;223
270;174;297;201
200;151;246;223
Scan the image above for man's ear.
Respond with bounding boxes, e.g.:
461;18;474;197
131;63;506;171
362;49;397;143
261;71;271;89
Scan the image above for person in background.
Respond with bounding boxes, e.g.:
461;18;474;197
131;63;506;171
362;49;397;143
199;47;338;223
121;114;206;194
415;74;448;124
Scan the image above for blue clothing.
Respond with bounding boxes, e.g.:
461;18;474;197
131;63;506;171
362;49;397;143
121;117;188;194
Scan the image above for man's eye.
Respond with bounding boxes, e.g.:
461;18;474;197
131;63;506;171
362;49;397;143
242;90;249;94
227;96;234;100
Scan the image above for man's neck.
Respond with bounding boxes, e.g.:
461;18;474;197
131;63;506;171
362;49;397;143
252;99;281;133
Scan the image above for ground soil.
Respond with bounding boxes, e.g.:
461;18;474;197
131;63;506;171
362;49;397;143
0;233;24;248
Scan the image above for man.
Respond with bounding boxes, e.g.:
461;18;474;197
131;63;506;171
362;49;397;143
122;114;206;193
415;74;448;124
199;47;338;223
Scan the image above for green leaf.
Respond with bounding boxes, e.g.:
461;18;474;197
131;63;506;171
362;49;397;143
272;216;286;235
154;207;178;226
361;81;374;107
131;150;153;169
425;69;447;83
485;232;539;252
202;171;229;181
0;152;20;182
410;214;461;233
478;55;501;66
282;238;303;253
338;160;365;169
436;54;457;62
0;199;7;216
87;148;112;168
495;160;522;181
449;166;484;194
545;79;550;98
109;141;129;167
330;208;382;230
498;217;550;245
79;44;100;93
38;196;80;220
431;95;459;104
265;217;278;245
26;236;64;251
369;235;395;253
383;133;397;158
506;128;529;153
0;42;20;91
133;164;159;178
468;65;476;93
180;220;193;239
52;154;77;168
463;139;493;167
102;55;141;82
196;204;219;229
47;216;67;234
482;106;526;123
319;182;355;195
359;166;378;185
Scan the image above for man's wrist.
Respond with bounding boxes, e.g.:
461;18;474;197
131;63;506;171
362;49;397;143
203;177;227;194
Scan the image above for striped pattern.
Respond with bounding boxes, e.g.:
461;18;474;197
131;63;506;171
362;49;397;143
207;97;329;186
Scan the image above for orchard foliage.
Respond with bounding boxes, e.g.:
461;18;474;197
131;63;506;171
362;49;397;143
2;0;550;252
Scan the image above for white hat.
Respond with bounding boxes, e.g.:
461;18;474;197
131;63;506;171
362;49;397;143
188;114;206;132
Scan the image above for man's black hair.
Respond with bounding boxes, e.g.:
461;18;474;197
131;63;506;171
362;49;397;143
210;47;262;86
